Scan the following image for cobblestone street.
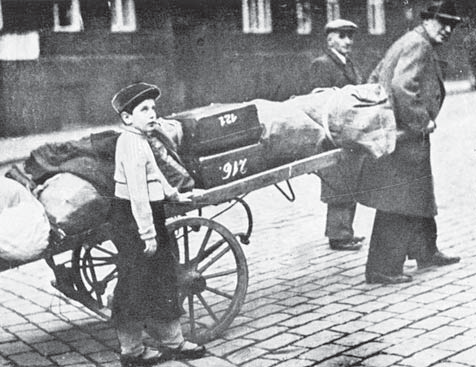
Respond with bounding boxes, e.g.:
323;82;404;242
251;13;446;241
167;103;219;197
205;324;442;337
1;90;476;366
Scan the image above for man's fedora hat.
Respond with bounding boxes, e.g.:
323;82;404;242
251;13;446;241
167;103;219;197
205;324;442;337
324;19;358;34
111;82;161;114
420;0;461;24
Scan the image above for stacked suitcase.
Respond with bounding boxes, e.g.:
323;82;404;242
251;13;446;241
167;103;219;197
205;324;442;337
168;103;264;189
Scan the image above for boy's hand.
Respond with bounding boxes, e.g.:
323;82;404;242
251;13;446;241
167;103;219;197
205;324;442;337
144;238;157;257
175;192;193;203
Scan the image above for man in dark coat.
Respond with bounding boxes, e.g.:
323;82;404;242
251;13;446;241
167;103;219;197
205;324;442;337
359;0;461;284
310;19;365;251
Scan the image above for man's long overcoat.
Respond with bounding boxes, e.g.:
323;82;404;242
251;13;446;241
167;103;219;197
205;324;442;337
357;25;445;217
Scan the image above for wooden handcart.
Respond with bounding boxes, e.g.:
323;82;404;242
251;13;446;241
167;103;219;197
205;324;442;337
0;148;341;344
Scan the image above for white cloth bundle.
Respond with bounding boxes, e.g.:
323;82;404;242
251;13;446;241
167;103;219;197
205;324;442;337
0;177;50;262
37;173;110;235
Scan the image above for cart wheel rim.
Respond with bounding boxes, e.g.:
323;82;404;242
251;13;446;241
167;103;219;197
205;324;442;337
71;240;118;318
167;216;248;344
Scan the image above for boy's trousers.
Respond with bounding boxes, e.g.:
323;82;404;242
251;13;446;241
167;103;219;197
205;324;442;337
117;318;184;356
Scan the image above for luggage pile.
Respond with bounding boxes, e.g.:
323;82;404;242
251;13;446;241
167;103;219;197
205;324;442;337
169;103;266;189
5;131;118;241
2;83;397;243
171;83;396;190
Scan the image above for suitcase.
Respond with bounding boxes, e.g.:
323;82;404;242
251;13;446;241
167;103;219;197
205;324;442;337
168;103;262;156
184;143;266;189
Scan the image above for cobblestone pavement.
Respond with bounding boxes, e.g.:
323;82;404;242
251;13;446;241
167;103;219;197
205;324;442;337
1;90;476;366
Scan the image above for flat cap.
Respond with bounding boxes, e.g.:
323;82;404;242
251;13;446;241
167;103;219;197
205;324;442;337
111;82;161;114
325;19;358;34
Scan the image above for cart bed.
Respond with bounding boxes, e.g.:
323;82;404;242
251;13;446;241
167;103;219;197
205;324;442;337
0;148;341;273
165;148;342;216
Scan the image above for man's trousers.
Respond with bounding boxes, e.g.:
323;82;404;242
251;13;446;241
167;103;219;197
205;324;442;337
325;202;357;241
365;210;438;276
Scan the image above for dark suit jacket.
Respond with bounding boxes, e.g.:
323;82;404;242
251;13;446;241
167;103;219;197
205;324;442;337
310;49;363;204
309;49;362;90
358;25;445;217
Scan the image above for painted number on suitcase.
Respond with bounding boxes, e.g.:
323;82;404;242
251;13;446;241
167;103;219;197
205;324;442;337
221;159;248;180
218;113;238;127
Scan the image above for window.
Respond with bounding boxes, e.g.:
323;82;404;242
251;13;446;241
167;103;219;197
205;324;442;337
296;0;311;35
326;0;340;22
242;0;272;34
53;0;83;32
0;32;40;60
0;0;3;31
368;0;386;35
111;0;136;33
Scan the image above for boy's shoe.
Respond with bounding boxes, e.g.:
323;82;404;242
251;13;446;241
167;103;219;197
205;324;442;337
120;347;166;367
162;340;206;360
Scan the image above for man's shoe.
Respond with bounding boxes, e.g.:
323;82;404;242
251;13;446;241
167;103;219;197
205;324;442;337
418;251;461;269
120;347;166;367
329;236;365;251
162;341;206;360
366;271;413;284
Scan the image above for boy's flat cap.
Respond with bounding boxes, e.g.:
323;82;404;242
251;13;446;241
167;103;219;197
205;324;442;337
325;19;358;34
111;82;161;113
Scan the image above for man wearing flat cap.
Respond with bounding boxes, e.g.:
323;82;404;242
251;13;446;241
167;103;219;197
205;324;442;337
358;0;462;284
310;19;365;252
310;19;362;90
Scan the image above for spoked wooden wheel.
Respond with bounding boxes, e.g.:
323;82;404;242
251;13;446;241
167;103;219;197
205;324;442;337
167;217;249;344
71;240;118;318
69;217;248;343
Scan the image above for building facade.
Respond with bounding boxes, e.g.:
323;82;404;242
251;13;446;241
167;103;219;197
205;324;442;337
0;0;472;137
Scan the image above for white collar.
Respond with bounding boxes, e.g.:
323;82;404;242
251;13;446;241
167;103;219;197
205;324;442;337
122;125;145;136
330;48;347;64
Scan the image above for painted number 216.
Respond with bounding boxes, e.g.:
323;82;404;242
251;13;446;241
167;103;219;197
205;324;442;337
221;159;248;180
218;113;238;127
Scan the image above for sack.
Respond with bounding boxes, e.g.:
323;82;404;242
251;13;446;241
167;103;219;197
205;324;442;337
325;84;396;157
285;84;396;158
252;99;326;168
0;177;50;262
24;134;115;196
38;173;111;235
